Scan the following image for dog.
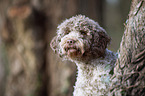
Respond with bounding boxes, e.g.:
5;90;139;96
50;15;117;96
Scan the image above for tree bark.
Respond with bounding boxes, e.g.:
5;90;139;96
111;0;145;95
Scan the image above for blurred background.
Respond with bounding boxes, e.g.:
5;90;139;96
0;0;131;96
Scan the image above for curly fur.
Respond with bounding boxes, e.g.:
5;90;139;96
50;15;117;96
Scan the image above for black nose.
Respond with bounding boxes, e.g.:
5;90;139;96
67;39;75;44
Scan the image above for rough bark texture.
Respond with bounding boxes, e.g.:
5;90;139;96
111;0;145;95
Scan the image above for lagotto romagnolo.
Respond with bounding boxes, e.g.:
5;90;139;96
50;15;117;96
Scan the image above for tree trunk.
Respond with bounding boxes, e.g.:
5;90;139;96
111;0;145;95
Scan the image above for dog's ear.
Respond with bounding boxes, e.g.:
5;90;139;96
92;27;111;57
50;36;60;54
97;29;111;50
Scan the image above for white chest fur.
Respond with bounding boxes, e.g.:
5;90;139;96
73;50;116;96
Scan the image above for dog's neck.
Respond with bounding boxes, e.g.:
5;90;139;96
74;49;116;65
73;49;117;96
75;49;116;78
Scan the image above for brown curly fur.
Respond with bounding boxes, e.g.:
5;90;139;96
50;15;111;62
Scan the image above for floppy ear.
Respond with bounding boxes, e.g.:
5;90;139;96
91;27;111;57
50;36;60;54
97;29;111;50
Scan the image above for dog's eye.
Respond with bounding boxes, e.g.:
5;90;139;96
80;30;87;35
65;31;69;35
64;27;70;35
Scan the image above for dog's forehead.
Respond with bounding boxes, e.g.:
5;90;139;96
58;16;88;28
56;15;101;35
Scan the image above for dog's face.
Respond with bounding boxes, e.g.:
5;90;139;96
50;15;111;61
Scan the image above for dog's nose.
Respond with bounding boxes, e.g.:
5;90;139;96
67;39;75;44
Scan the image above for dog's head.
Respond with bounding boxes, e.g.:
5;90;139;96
50;15;111;61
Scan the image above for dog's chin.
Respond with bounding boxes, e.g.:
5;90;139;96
63;46;84;59
67;48;82;58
